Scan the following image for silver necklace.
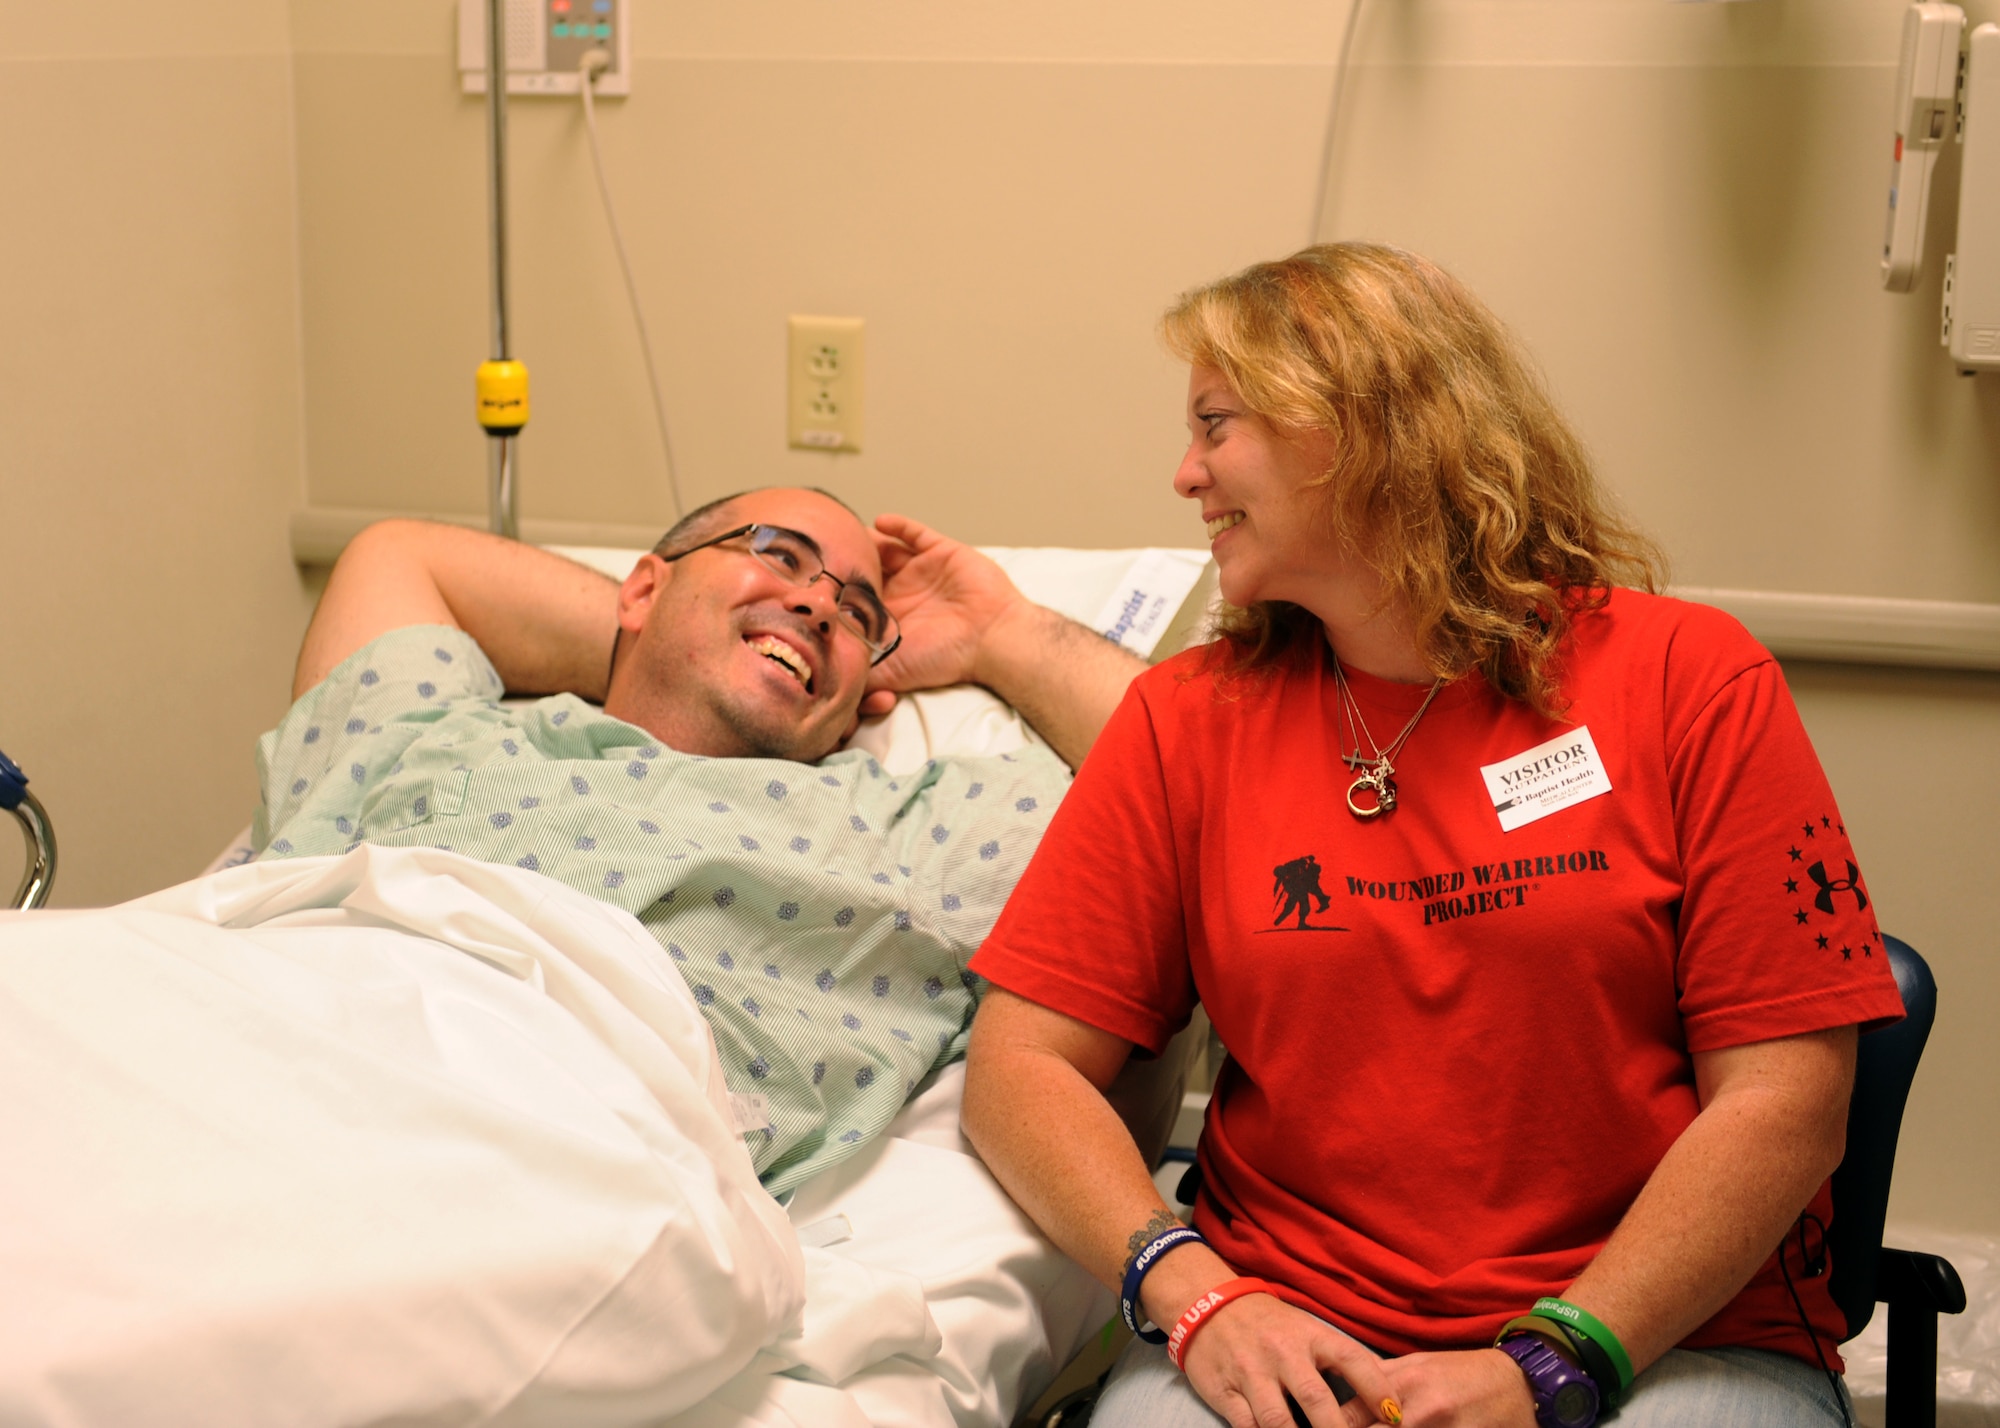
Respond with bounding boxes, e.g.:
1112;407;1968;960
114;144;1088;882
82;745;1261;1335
1332;654;1445;820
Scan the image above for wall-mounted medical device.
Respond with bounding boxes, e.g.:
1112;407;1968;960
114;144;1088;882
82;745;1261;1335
1881;3;1999;375
1882;3;1963;293
458;0;629;97
1944;25;1999;370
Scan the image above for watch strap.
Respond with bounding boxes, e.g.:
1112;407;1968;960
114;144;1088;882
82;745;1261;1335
1496;1312;1622;1404
1499;1333;1601;1428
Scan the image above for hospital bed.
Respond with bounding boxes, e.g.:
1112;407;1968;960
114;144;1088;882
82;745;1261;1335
0;542;1215;1428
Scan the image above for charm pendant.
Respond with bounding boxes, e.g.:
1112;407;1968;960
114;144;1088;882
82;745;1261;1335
1346;761;1398;819
1331;655;1443;822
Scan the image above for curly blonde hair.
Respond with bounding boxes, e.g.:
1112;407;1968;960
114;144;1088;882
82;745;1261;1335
1162;242;1662;717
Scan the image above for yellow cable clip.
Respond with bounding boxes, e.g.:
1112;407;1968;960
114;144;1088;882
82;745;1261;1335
475;359;530;436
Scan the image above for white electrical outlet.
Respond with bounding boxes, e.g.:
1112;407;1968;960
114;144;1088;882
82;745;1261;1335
788;316;865;452
459;0;630;97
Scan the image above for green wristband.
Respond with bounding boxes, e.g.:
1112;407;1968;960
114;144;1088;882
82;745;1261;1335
1531;1297;1635;1393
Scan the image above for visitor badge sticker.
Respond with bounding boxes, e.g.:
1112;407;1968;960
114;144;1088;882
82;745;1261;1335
1481;727;1611;832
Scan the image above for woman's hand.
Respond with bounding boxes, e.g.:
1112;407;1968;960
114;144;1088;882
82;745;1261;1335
1379;1348;1536;1428
1167;1285;1402;1428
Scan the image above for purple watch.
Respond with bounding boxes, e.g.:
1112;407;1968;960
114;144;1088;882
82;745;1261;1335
1499;1334;1600;1428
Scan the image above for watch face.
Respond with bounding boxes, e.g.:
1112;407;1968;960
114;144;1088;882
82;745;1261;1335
1552;1380;1596;1427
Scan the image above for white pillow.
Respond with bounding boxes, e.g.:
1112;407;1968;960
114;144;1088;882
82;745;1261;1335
979;546;1210;659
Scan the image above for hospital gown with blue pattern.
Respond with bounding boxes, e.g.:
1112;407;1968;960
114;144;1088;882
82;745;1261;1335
253;626;1068;1194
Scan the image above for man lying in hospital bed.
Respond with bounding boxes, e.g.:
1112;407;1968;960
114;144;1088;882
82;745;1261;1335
0;487;1205;1428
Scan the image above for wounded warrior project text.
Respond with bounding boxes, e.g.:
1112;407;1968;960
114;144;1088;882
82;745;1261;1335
1340;849;1614;926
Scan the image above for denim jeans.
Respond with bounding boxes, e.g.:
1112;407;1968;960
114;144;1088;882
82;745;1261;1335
1090;1333;1853;1427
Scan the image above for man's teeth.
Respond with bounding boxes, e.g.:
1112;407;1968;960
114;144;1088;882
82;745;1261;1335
1206;512;1245;540
749;635;810;688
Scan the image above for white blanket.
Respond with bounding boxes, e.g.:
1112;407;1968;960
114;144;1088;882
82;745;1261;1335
0;847;1105;1427
695;1066;1107;1428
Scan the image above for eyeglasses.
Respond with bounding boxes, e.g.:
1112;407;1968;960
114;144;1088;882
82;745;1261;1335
658;523;903;665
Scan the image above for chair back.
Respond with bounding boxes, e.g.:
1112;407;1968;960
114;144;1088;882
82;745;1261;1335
1827;934;1936;1341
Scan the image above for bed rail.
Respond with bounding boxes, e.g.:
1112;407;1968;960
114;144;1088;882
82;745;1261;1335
1;748;56;910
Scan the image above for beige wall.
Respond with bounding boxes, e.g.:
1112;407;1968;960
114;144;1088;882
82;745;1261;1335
0;0;319;906
289;0;2000;584
1;0;1994;1236
287;12;1334;542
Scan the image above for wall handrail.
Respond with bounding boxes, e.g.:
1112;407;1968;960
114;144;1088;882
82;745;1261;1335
1672;586;2000;673
290;507;668;567
286;508;2000;674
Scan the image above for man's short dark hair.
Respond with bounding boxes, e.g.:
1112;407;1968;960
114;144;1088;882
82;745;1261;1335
651;487;859;557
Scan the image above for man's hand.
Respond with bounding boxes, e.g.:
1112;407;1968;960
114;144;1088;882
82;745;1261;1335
1380;1348;1536;1428
1173;1290;1401;1428
866;513;1033;707
865;512;1144;768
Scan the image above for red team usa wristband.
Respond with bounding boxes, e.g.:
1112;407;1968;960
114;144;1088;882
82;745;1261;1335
1166;1277;1273;1370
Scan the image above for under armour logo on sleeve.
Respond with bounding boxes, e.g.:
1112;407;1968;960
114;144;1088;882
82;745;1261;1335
1808;860;1868;915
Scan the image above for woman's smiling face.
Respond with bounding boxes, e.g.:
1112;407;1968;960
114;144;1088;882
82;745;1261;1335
1173;365;1346;611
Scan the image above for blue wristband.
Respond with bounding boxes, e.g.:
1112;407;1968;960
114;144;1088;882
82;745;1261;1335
1120;1225;1205;1343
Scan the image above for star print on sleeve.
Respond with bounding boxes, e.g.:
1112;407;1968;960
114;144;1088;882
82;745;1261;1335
1779;811;1878;964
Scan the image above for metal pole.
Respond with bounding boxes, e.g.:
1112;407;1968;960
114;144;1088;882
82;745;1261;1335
489;436;518;539
484;0;519;539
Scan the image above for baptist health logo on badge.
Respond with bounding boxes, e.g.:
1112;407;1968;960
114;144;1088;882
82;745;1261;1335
1480;728;1612;833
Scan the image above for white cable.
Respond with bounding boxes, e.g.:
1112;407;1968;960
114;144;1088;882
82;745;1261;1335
579;54;686;518
1308;0;1368;245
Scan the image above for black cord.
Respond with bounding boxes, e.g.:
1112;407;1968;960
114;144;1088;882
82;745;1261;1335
1777;1213;1854;1428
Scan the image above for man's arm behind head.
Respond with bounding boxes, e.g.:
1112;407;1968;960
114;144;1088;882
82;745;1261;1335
294;520;621;702
868;513;1146;769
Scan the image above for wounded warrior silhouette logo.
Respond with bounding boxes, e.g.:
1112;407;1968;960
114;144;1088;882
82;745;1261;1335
1266;854;1347;933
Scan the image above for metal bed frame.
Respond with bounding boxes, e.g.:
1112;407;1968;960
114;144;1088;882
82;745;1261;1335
1;749;56;910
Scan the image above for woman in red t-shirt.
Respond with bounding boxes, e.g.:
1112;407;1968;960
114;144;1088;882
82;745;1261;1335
962;244;1900;1428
